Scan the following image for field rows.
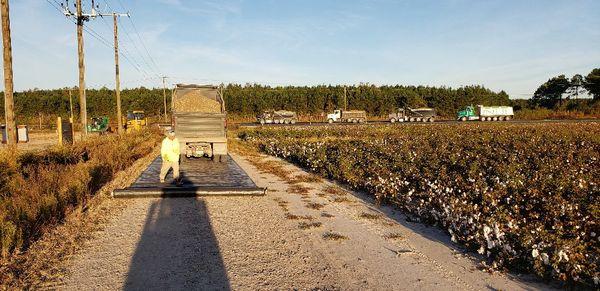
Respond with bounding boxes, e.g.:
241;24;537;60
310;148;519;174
240;123;600;286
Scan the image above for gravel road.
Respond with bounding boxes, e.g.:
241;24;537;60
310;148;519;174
61;153;556;290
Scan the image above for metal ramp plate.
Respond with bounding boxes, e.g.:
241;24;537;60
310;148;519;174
113;155;266;198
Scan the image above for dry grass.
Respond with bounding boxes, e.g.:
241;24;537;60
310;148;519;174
254;160;292;179
285;213;314;220
298;221;322;229
289;174;322;184
0;131;161;289
359;212;381;220
305;202;325;210
272;198;289;211
288;184;312;195
320;212;335;218
383;233;405;241
322;231;348;241
324;186;346;196
332;197;351;203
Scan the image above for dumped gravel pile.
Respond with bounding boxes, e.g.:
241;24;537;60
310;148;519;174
174;90;222;113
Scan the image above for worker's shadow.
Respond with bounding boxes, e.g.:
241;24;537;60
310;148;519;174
124;197;230;290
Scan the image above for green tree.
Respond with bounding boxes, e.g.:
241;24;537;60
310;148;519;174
584;68;600;100
532;75;570;108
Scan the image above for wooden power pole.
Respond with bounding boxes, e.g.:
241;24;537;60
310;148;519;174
1;0;16;145
75;0;87;137
162;76;168;122
108;13;129;134
343;86;347;111
114;13;122;134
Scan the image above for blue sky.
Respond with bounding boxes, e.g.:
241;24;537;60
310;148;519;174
4;0;600;98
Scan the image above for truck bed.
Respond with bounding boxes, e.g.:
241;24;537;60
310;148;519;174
173;112;226;139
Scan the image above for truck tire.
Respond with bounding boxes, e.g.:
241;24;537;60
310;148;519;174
291;119;296;124
390;118;396;123
328;118;334;124
428;117;434;122
460;117;467;121
493;116;498;121
358;119;364;123
352;119;357;123
283;119;289;124
505;116;512;121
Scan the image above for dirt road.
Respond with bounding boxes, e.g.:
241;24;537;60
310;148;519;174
59;153;556;290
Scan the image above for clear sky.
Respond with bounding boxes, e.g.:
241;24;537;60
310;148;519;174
3;0;600;98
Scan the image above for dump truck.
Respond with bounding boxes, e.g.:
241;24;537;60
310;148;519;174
257;110;298;125
457;105;514;121
388;107;436;122
125;111;147;133
327;109;367;123
172;84;227;162
87;116;110;133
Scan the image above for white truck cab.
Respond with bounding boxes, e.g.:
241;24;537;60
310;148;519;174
327;110;341;123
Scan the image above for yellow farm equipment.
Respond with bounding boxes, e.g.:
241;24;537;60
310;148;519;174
125;110;147;133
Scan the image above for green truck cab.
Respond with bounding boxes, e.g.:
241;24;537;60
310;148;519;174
457;106;477;121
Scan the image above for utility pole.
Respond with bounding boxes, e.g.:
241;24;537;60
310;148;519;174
343;86;347;111
105;12;129;134
62;1;129;136
162;76;168;122
75;0;87;137
69;88;74;123
1;0;16;145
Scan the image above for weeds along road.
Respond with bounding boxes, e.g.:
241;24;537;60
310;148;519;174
56;153;558;290
238;118;599;128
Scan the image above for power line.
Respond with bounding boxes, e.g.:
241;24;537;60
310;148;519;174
114;0;162;75
46;0;154;80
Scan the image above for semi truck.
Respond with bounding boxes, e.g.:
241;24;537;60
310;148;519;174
457;105;514;121
257;110;298;125
172;84;228;162
327;109;367;123
388;107;436;123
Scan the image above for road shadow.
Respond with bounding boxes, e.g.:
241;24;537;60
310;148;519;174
124;198;230;290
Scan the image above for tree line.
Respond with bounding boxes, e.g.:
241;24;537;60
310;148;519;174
1;84;510;124
529;68;600;109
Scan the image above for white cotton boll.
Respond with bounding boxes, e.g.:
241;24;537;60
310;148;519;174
540;253;550;265
558;250;569;262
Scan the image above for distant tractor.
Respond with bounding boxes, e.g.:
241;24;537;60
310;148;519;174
457;105;514;121
87;116;110;134
257;110;298;125
327;109;367;123
125;110;147;133
388;107;436;123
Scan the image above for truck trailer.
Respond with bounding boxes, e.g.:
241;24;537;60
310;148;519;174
388;107;436;123
257;110;298;125
457;105;513;121
172;84;228;161
327;109;367;123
